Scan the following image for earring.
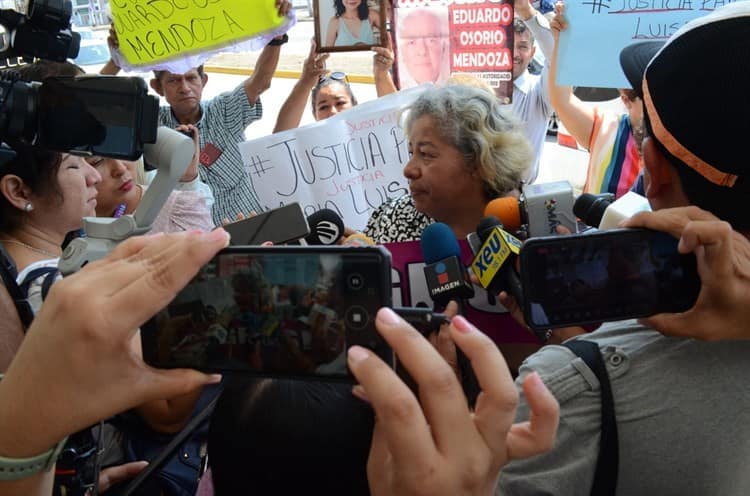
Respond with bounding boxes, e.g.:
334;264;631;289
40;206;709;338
23;202;33;212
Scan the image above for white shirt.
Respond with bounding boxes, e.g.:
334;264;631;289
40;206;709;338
510;12;554;184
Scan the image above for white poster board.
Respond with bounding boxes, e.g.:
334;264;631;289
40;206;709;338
239;85;429;230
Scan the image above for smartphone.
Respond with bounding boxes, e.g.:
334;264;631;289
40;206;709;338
37;76;159;160
520;228;701;330
141;246;393;381
223;203;310;245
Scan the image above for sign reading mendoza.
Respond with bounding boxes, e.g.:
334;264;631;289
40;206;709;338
238;85;429;231
110;0;289;65
557;0;740;88
392;0;514;103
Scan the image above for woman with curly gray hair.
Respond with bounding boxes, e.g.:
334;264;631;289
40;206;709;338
364;84;532;242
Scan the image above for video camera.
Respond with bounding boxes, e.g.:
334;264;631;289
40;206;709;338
0;0;158;163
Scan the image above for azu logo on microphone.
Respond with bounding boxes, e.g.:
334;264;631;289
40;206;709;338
315;221;342;245
471;228;521;288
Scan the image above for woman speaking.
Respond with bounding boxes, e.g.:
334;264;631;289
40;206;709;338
364;84;532;243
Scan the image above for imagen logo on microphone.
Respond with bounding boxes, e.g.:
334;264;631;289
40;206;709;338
436;262;449;284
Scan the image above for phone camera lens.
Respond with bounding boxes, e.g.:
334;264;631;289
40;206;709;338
345;305;369;330
347;273;364;290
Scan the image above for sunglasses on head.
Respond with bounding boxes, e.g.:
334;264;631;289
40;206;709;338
318;71;349;85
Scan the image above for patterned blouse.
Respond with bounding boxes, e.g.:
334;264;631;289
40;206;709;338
363;195;434;243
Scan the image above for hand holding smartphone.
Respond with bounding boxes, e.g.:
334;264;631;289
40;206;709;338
141;246;393;382
520;228;700;330
222;203;310;245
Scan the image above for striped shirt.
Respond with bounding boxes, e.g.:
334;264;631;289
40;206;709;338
158;84;263;224
584;110;642;198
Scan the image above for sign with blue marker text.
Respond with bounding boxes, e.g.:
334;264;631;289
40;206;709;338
557;0;741;88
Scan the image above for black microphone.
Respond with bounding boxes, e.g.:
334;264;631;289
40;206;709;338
469;216;524;309
420;222;475;308
304;209;345;245
574;191;650;230
573;192;615;228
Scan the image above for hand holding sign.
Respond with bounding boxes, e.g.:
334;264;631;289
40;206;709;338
110;0;292;67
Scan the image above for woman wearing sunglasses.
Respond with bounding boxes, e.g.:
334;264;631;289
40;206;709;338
273;39;396;133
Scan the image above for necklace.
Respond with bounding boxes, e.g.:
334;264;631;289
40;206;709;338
0;239;61;259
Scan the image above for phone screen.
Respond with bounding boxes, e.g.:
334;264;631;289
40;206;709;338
223;203;310;245
37;76;158;160
141;246;393;381
520;229;700;330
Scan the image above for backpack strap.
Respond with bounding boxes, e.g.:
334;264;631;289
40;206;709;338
563;340;619;496
0;242;34;330
18;266;59;296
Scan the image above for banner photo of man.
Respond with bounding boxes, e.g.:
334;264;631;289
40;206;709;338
392;0;514;102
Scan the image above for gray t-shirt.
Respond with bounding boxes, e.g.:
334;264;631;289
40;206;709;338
499;320;750;496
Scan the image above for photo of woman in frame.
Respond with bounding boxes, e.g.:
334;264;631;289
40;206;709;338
314;0;386;52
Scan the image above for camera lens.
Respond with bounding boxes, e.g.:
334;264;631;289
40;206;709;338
345;305;369;330
347;272;364;290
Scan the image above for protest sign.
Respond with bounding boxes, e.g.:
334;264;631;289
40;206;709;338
384;239;541;371
238;85;428;231
392;0;514;103
557;0;740;88
110;0;289;66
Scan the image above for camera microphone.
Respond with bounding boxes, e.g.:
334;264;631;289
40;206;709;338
574;191;651;230
484;181;578;238
420;223;475;308
305;209;345;245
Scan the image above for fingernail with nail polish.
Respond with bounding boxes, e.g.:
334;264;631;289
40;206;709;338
348;345;369;363
452;315;474;334
377;307;401;325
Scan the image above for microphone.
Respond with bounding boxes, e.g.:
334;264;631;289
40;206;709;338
469;216;524;307
420;223;480;409
574;191;651;230
304;209;345;245
420;223;475;307
485;181;578;238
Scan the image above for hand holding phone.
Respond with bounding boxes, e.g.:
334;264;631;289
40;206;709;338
223;203;310;245
141;246;393;382
520;228;701;330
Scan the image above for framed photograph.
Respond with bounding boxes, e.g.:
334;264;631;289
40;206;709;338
314;0;387;52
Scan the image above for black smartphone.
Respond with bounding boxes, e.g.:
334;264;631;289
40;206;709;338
141;246;393;381
37;76;159;160
223;203;310;245
520;228;700;330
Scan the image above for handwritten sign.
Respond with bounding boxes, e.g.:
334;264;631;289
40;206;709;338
557;0;741;88
239;86;428;230
393;0;514;103
110;0;289;65
385;240;541;371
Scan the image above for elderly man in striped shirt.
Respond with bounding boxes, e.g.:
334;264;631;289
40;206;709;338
150;1;292;225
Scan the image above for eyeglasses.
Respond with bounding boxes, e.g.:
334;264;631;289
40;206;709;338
317;71;349;85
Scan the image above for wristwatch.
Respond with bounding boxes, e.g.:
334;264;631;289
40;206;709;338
0;374;68;481
267;33;289;46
